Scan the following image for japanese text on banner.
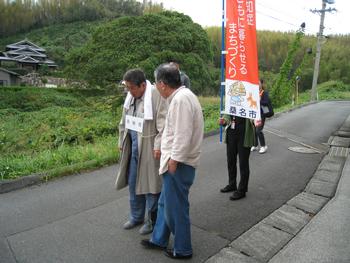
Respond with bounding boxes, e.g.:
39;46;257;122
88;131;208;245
224;0;260;120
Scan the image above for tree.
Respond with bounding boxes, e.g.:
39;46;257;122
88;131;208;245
270;25;306;107
64;11;214;94
0;0;144;37
205;26;221;68
143;1;164;14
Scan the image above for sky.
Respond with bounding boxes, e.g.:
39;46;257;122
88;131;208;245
146;0;349;35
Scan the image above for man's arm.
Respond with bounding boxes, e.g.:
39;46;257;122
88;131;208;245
118;107;126;150
154;91;168;160
170;97;193;163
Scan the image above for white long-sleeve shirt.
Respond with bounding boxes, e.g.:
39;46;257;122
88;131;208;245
159;86;204;175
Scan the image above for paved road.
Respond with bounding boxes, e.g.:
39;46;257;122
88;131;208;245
1;101;350;263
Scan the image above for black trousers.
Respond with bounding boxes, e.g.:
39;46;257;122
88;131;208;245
226;125;251;193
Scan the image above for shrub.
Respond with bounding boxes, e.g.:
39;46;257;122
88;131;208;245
64;11;214;94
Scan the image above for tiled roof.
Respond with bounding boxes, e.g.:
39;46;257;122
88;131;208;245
1;39;56;67
6;39;45;52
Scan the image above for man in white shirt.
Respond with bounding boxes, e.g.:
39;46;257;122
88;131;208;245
141;63;204;259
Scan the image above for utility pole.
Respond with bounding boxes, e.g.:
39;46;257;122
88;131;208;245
310;0;336;101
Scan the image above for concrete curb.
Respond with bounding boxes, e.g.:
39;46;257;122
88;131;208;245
206;113;350;263
0;158;115;194
0;173;45;194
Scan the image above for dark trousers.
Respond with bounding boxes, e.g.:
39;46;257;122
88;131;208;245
255;117;266;147
226;126;251;193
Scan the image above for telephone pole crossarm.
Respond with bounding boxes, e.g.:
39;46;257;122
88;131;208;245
310;7;337;14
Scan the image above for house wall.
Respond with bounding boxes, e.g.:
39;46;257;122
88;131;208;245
0;71;11;86
0;71;20;86
10;75;20;85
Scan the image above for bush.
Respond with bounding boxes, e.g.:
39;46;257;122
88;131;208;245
0;87;84;111
0;87;122;157
64;11;214;94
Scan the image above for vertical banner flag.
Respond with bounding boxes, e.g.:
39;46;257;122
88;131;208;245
224;0;260;120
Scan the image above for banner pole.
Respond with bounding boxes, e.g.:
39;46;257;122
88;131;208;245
220;0;225;143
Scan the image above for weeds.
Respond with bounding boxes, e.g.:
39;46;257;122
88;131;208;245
0;84;348;180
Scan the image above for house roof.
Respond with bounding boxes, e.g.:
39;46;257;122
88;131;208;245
43;59;57;65
0;56;14;61
0;67;20;76
1;39;57;67
6;39;46;52
7;47;47;58
16;55;40;63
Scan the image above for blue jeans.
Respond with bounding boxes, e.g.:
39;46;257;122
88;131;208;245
128;130;158;224
151;163;195;256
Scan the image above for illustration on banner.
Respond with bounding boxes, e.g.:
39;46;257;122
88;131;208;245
227;81;258;109
224;80;260;120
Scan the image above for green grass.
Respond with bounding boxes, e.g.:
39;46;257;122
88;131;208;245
298;81;350;102
198;96;221;132
0;86;122;180
0;106;119;154
277;80;350;112
0;135;119;180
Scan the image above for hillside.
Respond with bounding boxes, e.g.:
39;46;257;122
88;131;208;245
0;20;103;67
0;12;349;99
0;0;144;37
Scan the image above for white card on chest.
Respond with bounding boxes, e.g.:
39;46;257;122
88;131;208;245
125;115;144;133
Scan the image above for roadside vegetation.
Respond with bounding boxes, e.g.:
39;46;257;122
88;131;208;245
0;87;122;180
1;81;349;180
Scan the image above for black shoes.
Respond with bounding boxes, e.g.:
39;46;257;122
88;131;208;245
164;249;193;260
221;185;246;200
220;185;236;193
230;191;246;200
140;239;166;250
141;240;192;259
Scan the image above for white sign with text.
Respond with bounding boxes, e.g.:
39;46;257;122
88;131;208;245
125;115;144;133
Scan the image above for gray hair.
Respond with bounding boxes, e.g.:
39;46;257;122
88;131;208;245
154;63;181;89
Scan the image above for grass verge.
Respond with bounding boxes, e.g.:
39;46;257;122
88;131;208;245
1;83;349;181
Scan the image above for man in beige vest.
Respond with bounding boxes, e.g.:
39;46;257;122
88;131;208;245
115;69;167;235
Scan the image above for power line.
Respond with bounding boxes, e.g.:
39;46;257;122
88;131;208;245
256;10;299;28
256;2;323;35
256;2;302;22
256;10;315;34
